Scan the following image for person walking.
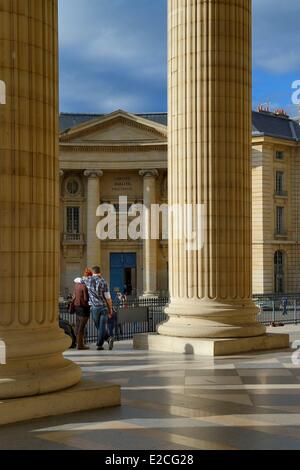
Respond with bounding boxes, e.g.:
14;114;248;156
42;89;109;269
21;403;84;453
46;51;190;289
103;311;115;350
85;266;113;351
104;301;118;350
72;277;91;350
282;296;288;316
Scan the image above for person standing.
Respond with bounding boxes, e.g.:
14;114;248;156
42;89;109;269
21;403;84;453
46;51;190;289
85;266;113;351
282;296;288;316
72;277;91;350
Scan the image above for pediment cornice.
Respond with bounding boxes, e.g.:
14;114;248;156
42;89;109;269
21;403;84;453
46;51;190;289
60;110;167;143
59;141;167;153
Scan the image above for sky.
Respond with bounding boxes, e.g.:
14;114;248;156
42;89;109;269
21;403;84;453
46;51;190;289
58;0;300;117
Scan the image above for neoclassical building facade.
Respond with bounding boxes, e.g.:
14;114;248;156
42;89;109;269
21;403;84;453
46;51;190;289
59;108;300;297
59;110;169;298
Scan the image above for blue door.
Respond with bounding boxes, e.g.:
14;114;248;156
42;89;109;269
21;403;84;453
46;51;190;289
110;253;137;299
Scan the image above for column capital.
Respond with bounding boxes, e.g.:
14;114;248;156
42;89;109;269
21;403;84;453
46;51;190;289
139;169;159;179
84;170;103;178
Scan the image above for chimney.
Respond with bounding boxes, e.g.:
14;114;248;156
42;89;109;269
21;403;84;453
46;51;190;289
257;104;271;114
274;108;289;118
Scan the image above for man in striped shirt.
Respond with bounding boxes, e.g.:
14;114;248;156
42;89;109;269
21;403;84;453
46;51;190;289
84;266;113;351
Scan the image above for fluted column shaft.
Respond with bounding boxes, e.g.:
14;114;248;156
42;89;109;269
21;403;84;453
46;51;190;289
159;0;265;338
140;170;159;298
84;170;103;267
0;0;81;399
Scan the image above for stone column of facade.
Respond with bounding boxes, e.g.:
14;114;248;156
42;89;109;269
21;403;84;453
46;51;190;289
156;0;285;344
84;170;103;267
139;170;159;298
0;0;82;399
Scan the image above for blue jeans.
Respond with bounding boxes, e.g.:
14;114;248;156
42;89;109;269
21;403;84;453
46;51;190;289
91;306;108;347
107;315;115;338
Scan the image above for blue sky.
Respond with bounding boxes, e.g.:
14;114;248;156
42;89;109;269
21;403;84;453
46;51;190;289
59;0;300;117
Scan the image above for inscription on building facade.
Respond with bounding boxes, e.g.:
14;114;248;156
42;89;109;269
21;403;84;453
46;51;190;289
112;176;132;192
101;172;143;200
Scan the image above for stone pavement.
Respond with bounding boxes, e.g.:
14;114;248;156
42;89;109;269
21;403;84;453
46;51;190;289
0;326;300;450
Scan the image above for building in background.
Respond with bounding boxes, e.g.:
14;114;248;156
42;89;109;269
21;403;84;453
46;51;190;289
59;110;168;298
252;108;300;294
59;108;300;297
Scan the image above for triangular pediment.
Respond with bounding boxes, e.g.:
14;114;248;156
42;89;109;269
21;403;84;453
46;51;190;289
60;109;167;144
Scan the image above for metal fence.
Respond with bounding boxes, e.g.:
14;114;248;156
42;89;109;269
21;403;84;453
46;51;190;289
59;297;169;343
253;293;300;326
60;294;300;344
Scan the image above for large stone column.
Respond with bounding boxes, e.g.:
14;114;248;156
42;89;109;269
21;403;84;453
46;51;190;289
84;170;103;267
0;2;120;425
139;170;159;298
0;0;81;399
134;0;289;355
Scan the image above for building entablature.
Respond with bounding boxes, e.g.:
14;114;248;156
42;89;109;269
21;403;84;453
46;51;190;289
60;142;167;152
252;135;300;148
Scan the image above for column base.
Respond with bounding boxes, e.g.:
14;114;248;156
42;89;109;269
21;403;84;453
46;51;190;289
0;378;121;426
160;299;266;338
0;326;82;399
133;333;290;356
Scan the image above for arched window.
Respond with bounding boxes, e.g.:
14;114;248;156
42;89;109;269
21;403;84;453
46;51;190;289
274;250;285;293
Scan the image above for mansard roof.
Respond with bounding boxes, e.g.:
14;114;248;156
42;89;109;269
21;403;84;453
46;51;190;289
252;111;300;141
60;112;168;133
60;110;300;142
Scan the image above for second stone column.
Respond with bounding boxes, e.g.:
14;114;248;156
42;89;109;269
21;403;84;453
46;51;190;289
158;0;265;339
84;170;103;268
139;170;159;298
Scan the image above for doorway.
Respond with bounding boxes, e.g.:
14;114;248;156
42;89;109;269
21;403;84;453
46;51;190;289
110;253;137;299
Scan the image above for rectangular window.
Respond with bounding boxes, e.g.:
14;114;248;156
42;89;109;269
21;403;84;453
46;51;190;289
276;206;285;235
276;150;285;160
275;171;284;195
67;207;80;234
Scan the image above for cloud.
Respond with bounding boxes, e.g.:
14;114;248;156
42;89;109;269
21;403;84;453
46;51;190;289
253;0;300;74
58;0;167;113
58;0;300;114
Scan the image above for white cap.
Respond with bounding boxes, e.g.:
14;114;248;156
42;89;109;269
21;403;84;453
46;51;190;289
74;277;83;284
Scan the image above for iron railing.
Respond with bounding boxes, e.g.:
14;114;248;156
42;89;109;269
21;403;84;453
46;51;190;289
253;293;300;326
60;294;300;344
274;190;288;198
59;297;169;343
62;233;85;244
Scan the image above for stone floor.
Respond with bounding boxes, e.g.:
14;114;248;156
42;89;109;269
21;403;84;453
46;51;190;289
0;326;300;450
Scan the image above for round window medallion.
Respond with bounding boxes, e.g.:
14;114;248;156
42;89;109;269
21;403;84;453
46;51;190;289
66;178;80;196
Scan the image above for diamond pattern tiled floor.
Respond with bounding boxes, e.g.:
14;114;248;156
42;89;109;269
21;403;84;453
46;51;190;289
0;327;300;450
